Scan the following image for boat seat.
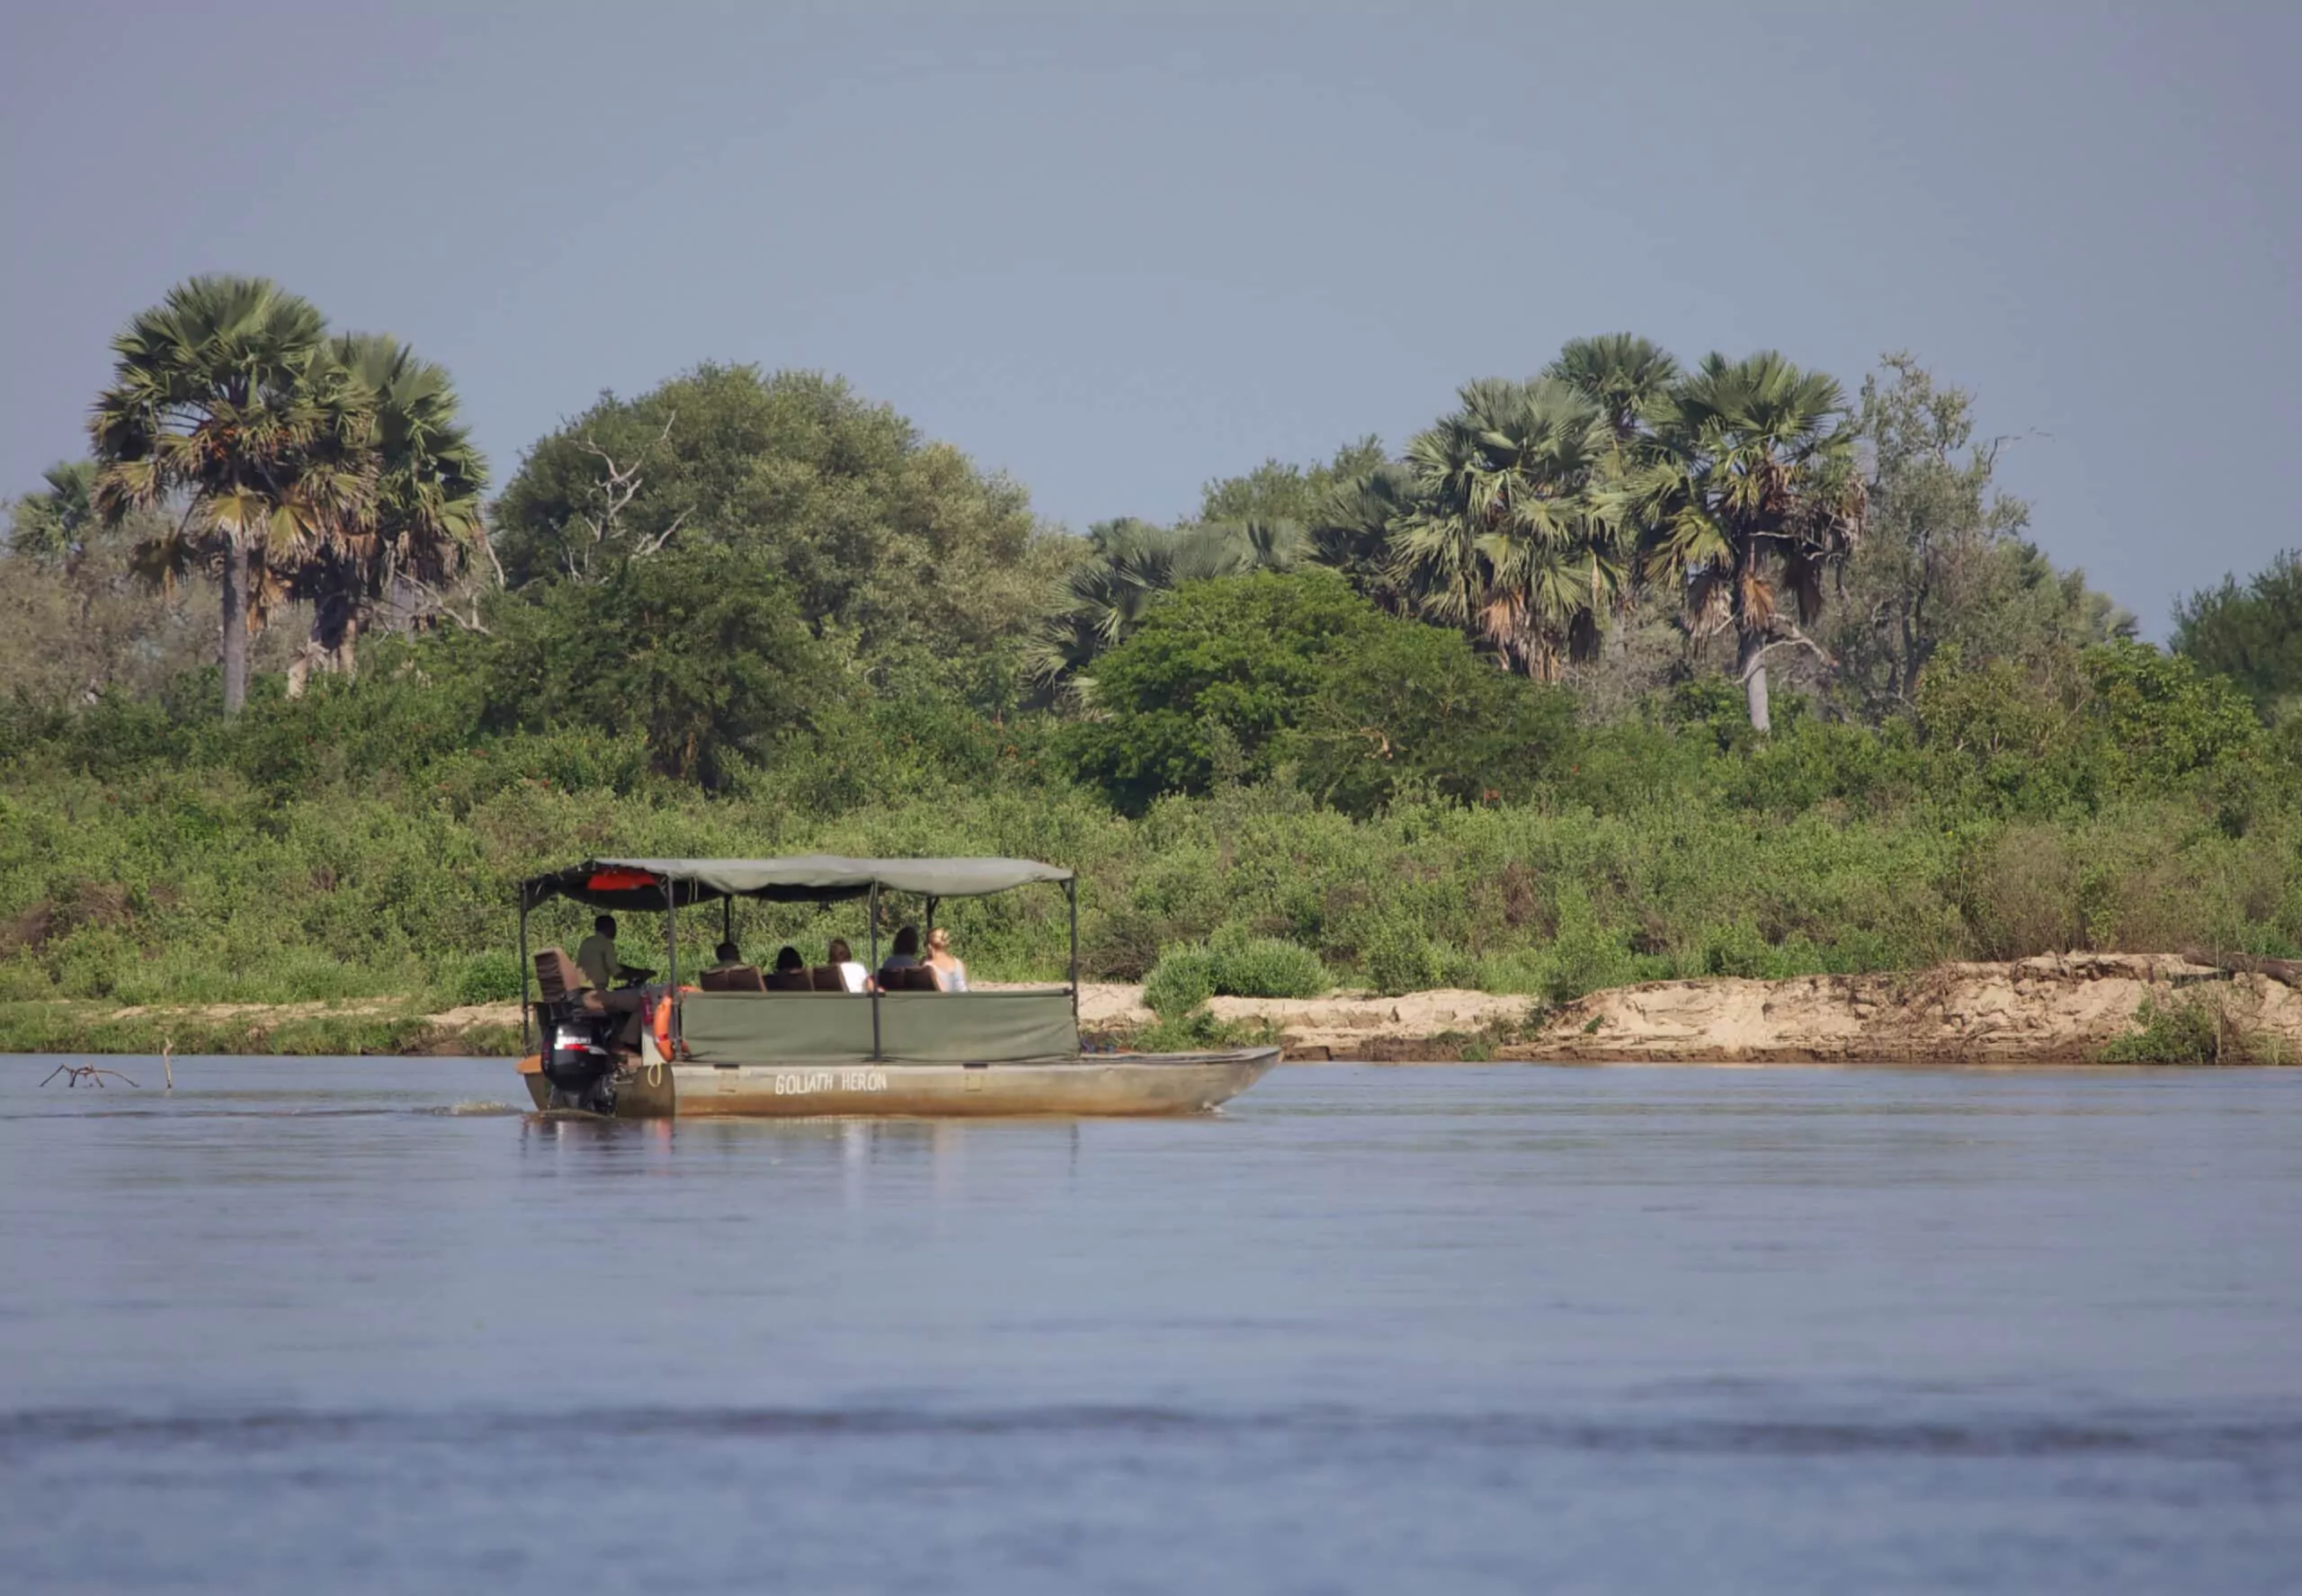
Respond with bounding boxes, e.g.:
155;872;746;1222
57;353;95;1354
698;967;732;993
718;965;767;993
763;970;813;992
534;947;586;1004
881;965;940;993
808;966;845;993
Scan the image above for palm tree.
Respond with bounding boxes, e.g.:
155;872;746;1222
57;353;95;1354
89;275;376;714
7;461;99;566
1387;378;1621;679
1307;460;1416;612
1613;351;1867;731
1546;334;1681;444
1028;515;1305;694
286;334;488;692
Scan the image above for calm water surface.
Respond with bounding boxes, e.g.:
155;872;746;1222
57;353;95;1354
3;1057;2298;1592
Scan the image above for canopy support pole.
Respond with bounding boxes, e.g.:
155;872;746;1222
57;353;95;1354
1066;878;1079;1032
518;893;532;1054
664;877;679;1051
924;896;937;939
868;882;882;1062
722;896;731;948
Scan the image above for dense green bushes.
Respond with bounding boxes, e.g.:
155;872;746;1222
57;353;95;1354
2;567;2297;1021
1144;927;1332;1015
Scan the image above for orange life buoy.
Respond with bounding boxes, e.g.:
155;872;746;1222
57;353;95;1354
652;987;697;1059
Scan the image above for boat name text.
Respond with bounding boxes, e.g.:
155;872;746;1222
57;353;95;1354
772;1069;888;1095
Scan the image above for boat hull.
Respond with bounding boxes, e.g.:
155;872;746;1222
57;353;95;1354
519;1048;1279;1119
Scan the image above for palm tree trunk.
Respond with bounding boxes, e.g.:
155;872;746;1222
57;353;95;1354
1736;626;1772;734
221;533;250;716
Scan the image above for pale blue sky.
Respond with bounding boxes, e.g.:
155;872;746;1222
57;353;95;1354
4;1;2296;631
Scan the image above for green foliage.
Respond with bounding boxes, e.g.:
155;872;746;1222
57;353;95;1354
488;363;1066;680
2100;992;2264;1065
1142;946;1217;1017
1291;618;1579;816
1199;438;1389;527
5;461;97;562
1065;570;1381;807
1029;515;1309;691
1915;642;2271;817
477;547;832;789
1824;355;2130;720
1142;927;1331;1014
2173;550;2302;718
1390;376;1624;675
1203;926;1330;1000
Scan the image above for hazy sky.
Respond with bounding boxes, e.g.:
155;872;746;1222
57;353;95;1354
4;1;2296;632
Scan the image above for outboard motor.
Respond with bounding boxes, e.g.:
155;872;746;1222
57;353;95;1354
542;1013;620;1113
530;946;628;1114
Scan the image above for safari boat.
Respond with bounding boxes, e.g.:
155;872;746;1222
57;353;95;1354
513;855;1278;1119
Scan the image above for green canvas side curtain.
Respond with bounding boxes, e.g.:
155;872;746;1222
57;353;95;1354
520;855;1075;913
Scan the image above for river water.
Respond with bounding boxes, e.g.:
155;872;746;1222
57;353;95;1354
4;1057;2298;1593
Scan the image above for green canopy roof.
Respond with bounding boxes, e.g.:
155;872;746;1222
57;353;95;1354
521;855;1074;912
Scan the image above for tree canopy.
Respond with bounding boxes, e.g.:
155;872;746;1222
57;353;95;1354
488;364;1069;687
2174;551;2302;720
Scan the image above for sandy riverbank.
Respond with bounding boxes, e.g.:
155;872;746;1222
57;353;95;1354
7;954;2294;1061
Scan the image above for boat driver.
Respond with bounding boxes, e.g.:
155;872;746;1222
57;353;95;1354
577;914;635;990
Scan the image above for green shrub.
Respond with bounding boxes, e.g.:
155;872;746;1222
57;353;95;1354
442;950;525;1007
1146;931;1331;1009
1143;946;1218;1017
1361;919;1446;997
1206;926;1329;999
2100;991;2267;1065
1538;892;1635;1004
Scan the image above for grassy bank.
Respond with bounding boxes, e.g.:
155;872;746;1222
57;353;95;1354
4;754;2296;1031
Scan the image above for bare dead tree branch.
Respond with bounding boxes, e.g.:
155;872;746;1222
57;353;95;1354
1739;626;1837;682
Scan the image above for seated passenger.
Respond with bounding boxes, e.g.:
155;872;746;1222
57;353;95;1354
764;945;812;991
827;938;874;994
925;927;969;992
709;940;745;972
880;925;923;985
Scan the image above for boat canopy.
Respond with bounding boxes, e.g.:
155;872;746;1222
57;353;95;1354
520;855;1075;913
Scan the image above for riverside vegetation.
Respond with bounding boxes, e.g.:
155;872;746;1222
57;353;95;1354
4;279;2299;1060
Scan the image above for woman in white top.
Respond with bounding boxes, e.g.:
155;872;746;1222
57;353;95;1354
924;926;968;992
827;938;873;994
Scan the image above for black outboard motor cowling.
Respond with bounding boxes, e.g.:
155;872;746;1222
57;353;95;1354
542;1013;621;1112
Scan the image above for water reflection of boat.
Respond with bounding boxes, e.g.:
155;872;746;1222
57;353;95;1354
512;855;1279;1119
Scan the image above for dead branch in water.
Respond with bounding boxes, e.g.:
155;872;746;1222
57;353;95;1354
41;1063;140;1089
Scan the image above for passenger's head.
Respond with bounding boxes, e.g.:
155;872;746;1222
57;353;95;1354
891;925;920;958
594;914;616;936
828;938;854;965
927;927;954;955
714;941;741;966
774;945;805;973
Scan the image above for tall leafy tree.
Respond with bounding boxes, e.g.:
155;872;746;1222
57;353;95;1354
489;364;1067;688
288;334;488;693
1388;377;1622;679
88;275;376;715
2174;551;2302;720
1820;355;2128;721
1614;352;1867;731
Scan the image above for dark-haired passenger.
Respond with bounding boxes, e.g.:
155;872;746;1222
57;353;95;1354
765;945;812;992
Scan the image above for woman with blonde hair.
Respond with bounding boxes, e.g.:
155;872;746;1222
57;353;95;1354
924;926;968;992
